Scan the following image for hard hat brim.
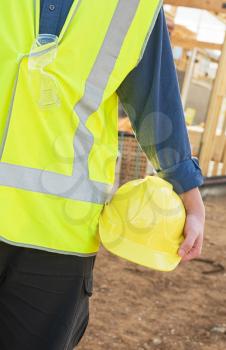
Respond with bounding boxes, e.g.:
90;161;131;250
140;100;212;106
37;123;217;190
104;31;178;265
100;230;181;272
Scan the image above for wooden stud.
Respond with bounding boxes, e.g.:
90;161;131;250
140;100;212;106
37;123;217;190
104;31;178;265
212;111;226;175
222;143;226;174
199;95;223;175
181;48;197;108
199;32;226;174
199;33;226;175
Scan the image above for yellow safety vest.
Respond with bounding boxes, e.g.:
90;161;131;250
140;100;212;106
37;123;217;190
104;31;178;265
0;0;162;255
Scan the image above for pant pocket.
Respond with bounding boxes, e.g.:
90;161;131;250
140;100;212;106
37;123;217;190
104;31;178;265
84;274;93;297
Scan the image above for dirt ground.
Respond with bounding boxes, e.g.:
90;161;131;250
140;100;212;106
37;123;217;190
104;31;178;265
79;194;226;350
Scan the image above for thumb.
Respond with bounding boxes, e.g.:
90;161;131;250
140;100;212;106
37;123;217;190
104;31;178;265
178;230;196;258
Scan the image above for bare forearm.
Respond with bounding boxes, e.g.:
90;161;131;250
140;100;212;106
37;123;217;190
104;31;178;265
178;187;205;261
180;187;205;221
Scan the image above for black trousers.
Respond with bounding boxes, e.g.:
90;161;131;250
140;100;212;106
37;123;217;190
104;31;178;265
0;241;95;350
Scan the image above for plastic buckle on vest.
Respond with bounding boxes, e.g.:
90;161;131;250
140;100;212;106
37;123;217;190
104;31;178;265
28;34;61;109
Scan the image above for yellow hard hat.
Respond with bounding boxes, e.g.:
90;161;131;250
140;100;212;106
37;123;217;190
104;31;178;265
99;176;186;272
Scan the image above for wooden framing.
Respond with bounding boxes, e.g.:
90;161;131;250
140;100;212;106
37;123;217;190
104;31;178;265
187;126;203;157
164;4;226;178
181;48;197;107
171;37;223;50
170;24;223;51
164;0;226;13
222;144;226;173
199;34;226;176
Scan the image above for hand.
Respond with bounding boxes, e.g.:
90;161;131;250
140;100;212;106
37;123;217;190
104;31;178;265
178;187;205;262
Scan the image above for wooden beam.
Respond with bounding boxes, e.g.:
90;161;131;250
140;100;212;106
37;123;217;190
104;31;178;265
171;37;223;50
198;49;219;63
164;0;226;13
213;12;226;25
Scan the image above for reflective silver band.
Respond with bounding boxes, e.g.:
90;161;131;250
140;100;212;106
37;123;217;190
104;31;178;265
75;0;141;120
73;0;140;178
0;162;111;203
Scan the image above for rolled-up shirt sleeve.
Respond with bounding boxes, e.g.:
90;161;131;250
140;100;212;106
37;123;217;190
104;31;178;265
117;8;203;194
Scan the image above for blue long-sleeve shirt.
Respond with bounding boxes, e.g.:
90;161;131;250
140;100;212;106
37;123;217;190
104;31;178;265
40;0;204;194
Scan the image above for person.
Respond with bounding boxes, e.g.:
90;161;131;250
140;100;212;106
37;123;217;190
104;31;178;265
0;1;205;349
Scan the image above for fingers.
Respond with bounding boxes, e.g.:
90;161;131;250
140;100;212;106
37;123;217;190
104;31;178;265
181;234;203;262
178;213;204;262
178;229;197;259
